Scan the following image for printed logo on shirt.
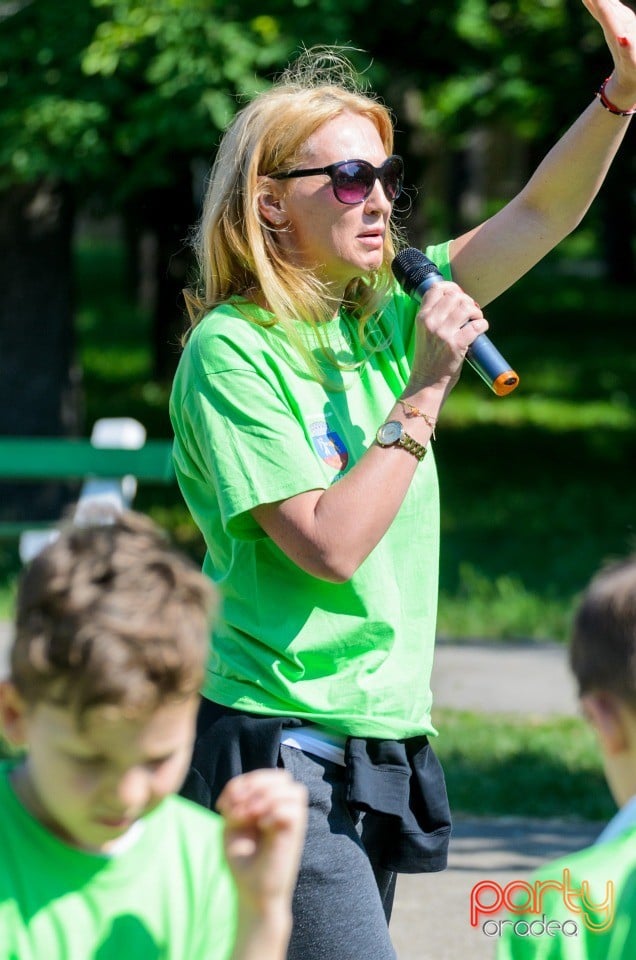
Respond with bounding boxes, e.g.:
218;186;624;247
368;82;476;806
309;420;349;478
469;870;615;939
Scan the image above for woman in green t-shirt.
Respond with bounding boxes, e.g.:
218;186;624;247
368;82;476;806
170;4;636;957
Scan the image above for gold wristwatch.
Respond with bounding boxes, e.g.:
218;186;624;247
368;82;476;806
376;420;427;462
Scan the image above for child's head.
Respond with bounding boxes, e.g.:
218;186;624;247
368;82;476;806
11;508;213;718
570;556;636;708
0;509;215;851
570;555;636;806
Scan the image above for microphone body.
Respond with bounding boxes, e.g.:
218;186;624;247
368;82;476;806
391;248;519;396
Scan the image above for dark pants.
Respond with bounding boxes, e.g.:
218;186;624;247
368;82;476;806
180;699;450;960
279;745;398;960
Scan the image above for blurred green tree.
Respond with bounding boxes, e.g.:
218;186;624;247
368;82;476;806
0;0;632;452
0;0;289;437
0;0;98;446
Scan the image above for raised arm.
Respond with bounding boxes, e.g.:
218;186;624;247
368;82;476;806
450;0;636;306
217;770;308;960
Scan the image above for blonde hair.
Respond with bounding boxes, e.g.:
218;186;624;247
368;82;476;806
184;46;405;381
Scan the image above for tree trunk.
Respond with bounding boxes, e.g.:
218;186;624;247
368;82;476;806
0;178;80;522
151;169;197;380
122;166;197;382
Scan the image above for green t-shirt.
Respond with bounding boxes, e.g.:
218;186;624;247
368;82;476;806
0;761;237;960
495;826;636;959
170;243;451;739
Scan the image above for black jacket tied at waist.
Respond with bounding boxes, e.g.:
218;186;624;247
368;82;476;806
345;735;451;873
180;698;451;874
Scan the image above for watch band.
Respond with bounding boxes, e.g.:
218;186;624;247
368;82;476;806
398;432;427;461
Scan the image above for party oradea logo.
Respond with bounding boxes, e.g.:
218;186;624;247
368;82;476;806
470;870;615;939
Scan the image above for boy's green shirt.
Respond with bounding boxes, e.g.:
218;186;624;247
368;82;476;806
496;825;636;959
0;760;237;960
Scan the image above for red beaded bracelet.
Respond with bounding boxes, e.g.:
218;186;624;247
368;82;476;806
597;76;636;117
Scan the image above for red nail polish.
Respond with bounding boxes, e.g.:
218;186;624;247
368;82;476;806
618;36;630;47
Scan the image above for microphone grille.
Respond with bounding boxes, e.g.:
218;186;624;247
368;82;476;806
392;247;441;294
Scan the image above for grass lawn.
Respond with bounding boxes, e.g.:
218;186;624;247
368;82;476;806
436;247;636;642
432;708;615;822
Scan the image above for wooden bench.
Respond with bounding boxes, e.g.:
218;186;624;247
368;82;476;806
0;418;175;561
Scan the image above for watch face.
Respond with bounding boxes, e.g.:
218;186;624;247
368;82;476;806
377;420;403;445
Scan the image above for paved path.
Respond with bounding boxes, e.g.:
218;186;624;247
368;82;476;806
393;639;594;958
397;639;589;958
392;816;602;959
0;627;602;958
431;638;580;716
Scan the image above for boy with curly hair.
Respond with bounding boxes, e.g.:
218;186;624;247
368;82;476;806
0;509;306;960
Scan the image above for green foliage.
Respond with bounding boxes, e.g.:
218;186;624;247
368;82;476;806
73;236;205;557
1;0;620;197
1;0;631;264
435;251;636;642
433;708;615;820
0;0;289;198
81;0;289;175
379;0;605;144
0;1;107;187
0;548;17;619
437;565;571;642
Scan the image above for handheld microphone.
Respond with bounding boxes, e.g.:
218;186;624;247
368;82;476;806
391;248;520;397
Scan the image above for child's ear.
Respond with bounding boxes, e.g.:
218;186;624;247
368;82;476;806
0;682;29;747
581;691;629;755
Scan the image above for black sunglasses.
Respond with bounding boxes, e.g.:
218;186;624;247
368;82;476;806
270;155;404;205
